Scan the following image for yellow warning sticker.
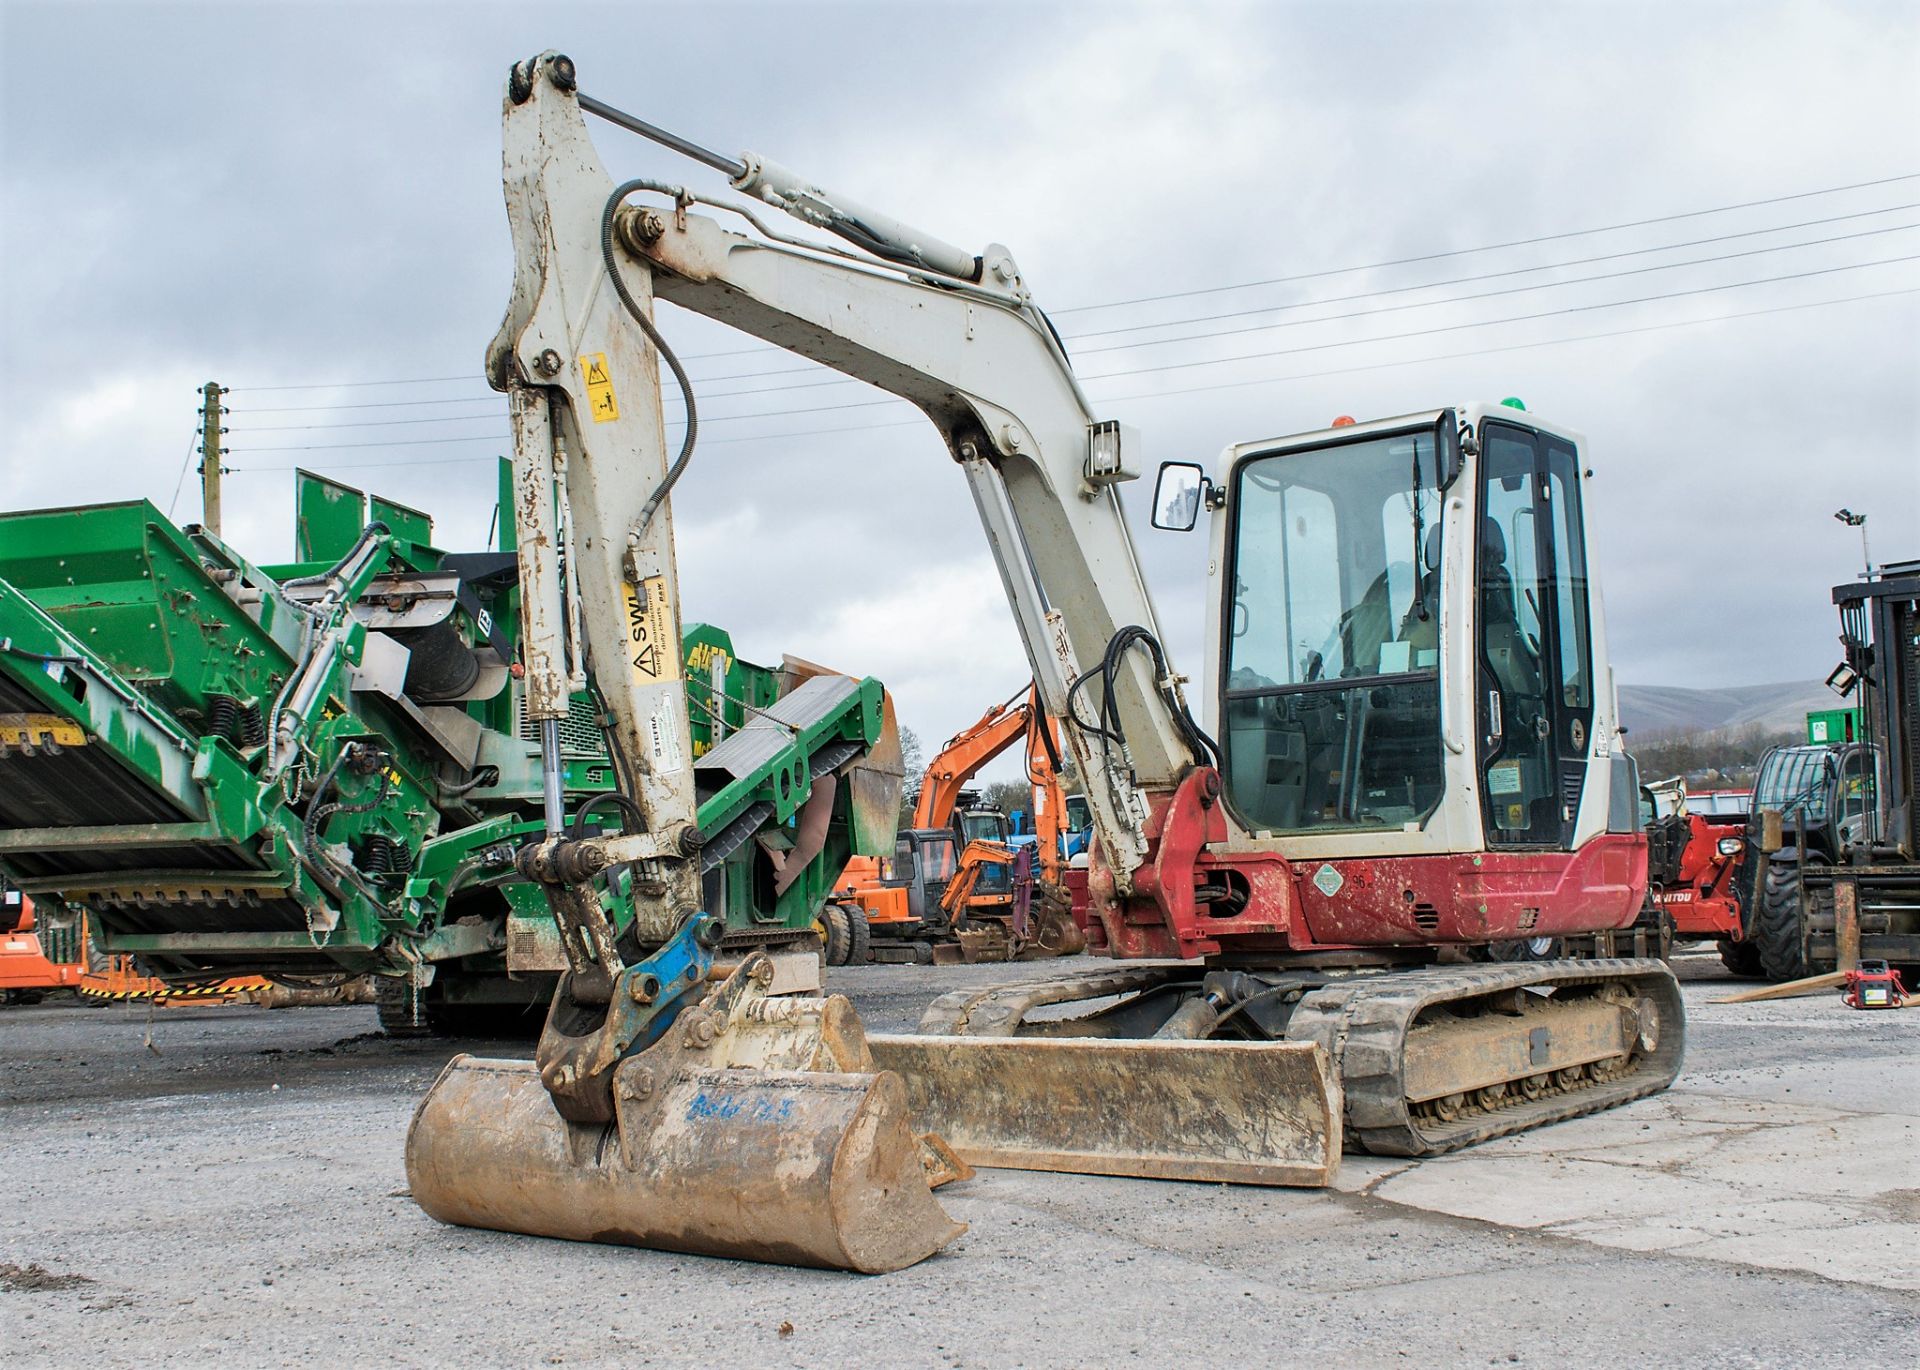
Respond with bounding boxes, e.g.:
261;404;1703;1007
579;352;619;423
622;576;679;683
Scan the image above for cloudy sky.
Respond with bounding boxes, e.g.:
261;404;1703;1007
3;0;1916;777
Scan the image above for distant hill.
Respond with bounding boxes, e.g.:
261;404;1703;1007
1618;681;1834;740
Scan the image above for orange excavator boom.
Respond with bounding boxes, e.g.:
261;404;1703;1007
911;687;1033;831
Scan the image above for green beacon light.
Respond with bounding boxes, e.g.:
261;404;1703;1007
1500;396;1527;411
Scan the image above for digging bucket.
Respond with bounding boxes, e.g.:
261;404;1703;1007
867;1034;1341;1186
406;972;967;1274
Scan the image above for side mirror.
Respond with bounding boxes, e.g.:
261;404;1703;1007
1151;461;1210;532
1435;409;1464;490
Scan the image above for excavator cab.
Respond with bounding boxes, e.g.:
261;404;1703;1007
896;827;961;923
1163;403;1640;948
953;804;1014;896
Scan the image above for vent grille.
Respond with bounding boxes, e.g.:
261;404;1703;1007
1411;902;1440;932
515;690;610;758
37;918;82;966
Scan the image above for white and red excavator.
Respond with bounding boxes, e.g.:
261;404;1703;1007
404;52;1683;1274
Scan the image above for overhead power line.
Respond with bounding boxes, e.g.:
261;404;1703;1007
1052;170;1920;316
234;395;497;415
1097;284;1920;407
225;282;1915;470
228;256;1920;447
501;251;1920;427
1064;202;1920;343
230;452;509;472
641;217;1920;406
242;410;505;433
1079;251;1920;383
221;171;1920;388
229;209;1918;439
229;374;477;394
1072;220;1920;357
165;426;201;518
230;432;513;453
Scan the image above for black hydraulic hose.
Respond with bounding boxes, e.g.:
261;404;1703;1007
602;180;699;532
0;641;83;668
317;766;393;821
304;744;394;883
1034;691;1064;775
1069;625;1223;773
571;789;647;838
302;744;357;854
435;768;490;798
586;668;642;805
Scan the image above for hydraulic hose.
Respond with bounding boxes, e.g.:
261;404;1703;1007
601;179;699;532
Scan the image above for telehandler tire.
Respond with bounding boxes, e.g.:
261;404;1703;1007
1717;937;1764;978
1753;860;1818;981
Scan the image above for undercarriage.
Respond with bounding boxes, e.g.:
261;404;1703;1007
873;958;1683;1168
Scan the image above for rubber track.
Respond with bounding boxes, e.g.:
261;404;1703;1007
1284;958;1685;1157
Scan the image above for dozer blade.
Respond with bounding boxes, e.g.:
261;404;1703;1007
866;1034;1341;1187
406;960;967;1274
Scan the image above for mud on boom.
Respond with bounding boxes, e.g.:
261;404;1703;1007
406;52;1685;1275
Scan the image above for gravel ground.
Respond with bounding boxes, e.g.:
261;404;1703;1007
3;951;1915;1367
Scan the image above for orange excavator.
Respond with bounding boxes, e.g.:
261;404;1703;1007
1;885;81;1004
828;686;1084;963
2;883;261;1006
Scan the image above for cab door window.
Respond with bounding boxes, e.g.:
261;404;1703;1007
1544;441;1594;726
1477;423;1596;848
1838;747;1879;844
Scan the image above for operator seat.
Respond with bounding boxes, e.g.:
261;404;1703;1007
1479;517;1540;700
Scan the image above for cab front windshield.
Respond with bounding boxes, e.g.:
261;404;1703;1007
1222;428;1445;833
1753;747;1834;825
956;810;1012;893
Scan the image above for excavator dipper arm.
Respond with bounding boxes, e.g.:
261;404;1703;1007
407;53;976;1272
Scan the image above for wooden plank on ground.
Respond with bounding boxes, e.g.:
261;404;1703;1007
1712;972;1847;1004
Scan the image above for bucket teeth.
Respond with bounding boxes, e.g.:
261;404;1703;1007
407;958;967;1273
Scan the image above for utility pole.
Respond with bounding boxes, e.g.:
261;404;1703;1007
200;382;228;536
